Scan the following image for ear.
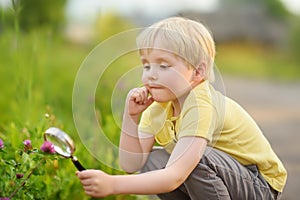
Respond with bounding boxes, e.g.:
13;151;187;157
192;63;207;83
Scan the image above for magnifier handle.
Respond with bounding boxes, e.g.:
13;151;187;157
72;157;85;171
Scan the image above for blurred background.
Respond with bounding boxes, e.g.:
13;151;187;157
0;0;299;199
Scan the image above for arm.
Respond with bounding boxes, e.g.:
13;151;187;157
77;136;207;197
119;117;155;173
119;87;155;173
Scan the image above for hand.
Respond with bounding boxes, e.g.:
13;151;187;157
76;170;114;198
126;87;154;117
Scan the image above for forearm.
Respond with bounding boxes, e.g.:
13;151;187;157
119;135;145;172
112;168;181;195
119;113;145;172
120;114;141;151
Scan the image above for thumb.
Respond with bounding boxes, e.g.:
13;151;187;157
76;170;87;179
76;171;81;178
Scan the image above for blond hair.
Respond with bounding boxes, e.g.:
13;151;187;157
136;17;216;82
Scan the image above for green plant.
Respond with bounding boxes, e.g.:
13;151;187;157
0;112;94;200
0;119;59;199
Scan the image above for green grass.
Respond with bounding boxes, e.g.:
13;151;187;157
0;29;141;199
216;42;300;81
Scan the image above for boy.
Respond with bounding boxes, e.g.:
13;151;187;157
77;17;287;199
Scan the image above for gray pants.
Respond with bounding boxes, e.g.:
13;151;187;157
141;147;281;200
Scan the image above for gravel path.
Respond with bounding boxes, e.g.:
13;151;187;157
223;76;300;200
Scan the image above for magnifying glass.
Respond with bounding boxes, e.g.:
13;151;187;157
44;127;85;171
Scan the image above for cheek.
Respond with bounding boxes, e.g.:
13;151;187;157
159;76;189;95
141;73;147;84
165;73;193;95
142;69;192;89
164;71;191;86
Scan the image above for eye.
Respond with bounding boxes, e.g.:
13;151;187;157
160;64;170;69
143;65;150;70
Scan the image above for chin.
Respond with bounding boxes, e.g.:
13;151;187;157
149;90;177;102
151;96;169;103
152;95;176;103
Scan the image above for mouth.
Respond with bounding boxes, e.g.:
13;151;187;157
147;84;163;90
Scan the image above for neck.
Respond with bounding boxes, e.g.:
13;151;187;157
171;92;189;117
171;81;205;116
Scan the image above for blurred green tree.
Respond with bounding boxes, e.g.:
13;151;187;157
94;12;135;42
263;0;290;19
220;0;290;19
290;16;300;60
0;0;67;32
19;0;67;31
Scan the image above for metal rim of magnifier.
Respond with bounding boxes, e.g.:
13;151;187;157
44;127;76;158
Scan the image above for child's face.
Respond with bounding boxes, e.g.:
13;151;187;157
140;49;195;102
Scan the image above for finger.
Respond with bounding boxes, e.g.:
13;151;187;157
83;184;93;191
128;88;140;97
129;89;140;98
141;87;149;103
128;87;150;105
83;185;101;198
84;189;94;197
143;96;154;107
138;87;151;103
77;170;94;180
132;91;144;103
77;171;85;179
132;91;142;100
139;87;151;101
147;96;154;103
80;178;92;186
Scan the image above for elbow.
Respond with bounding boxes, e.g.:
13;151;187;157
120;164;139;174
163;169;187;192
119;157;144;174
165;182;182;193
170;177;185;192
119;151;149;174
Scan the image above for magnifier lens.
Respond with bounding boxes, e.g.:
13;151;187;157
44;127;85;171
46;134;72;157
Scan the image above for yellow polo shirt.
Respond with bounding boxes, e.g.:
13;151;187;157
138;81;287;192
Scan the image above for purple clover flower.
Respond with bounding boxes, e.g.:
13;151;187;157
16;173;24;179
23;139;33;152
23;139;31;146
0;198;10;200
0;139;4;149
40;141;56;154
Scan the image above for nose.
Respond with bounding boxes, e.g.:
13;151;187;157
148;71;158;81
147;66;158;81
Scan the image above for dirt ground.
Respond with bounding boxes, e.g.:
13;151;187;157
223;77;300;200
